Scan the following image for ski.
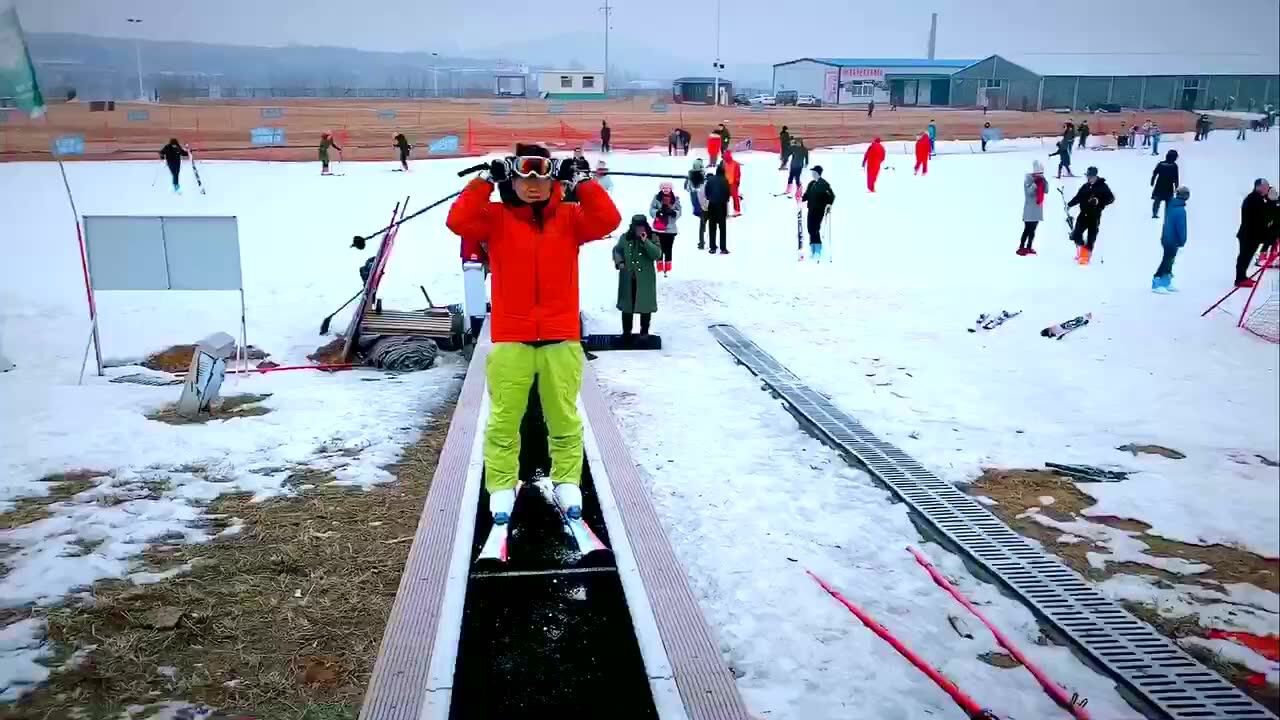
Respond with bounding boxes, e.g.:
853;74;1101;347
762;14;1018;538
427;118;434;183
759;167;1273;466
1057;186;1075;233
532;475;612;565
796;192;804;260
970;310;1022;332
1040;313;1092;339
476;481;523;567
186;146;206;195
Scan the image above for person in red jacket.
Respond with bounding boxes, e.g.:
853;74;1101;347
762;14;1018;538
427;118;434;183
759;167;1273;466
913;132;931;175
446;143;621;524
863;137;886;192
707;132;723;166
723;150;743;216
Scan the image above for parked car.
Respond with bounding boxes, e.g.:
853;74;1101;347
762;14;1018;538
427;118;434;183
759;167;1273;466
749;94;776;106
732;93;751;106
796;94;823;107
774;90;799;106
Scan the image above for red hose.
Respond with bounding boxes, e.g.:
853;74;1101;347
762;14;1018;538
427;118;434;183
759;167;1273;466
226;363;360;375
806;569;995;719
907;546;1090;719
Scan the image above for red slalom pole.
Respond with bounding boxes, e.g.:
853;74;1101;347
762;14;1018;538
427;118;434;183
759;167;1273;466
806;569;998;720
907;547;1091;720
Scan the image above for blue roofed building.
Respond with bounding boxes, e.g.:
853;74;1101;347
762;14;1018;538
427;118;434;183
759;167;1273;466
772;58;978;107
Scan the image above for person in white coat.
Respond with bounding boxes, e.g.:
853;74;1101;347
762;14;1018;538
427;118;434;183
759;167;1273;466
649;182;683;276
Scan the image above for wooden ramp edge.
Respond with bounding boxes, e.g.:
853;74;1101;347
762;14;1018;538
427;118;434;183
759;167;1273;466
359;340;489;720
581;364;752;720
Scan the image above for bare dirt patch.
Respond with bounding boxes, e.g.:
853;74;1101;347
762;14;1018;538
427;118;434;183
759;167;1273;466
308;339;348;366
142;344;271;374
8;398;456;720
145;394;274;425
0;471;105;530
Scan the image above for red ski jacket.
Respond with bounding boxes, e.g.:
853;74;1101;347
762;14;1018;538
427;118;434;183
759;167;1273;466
446;178;620;343
864;139;886;169
914;134;931;160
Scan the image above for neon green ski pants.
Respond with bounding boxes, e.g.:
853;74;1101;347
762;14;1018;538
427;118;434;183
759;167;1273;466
484;341;585;492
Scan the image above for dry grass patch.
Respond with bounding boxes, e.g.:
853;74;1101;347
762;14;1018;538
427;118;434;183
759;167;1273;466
0;471;104;530
9;399;456;720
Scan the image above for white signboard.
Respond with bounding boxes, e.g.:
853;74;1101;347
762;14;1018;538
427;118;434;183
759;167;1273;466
834;67;891;106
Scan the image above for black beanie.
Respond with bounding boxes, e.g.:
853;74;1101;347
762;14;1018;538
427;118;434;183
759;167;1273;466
515;142;550;158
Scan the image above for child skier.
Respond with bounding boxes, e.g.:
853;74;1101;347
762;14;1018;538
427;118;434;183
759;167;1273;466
319;132;341;175
927;119;938;156
1150;150;1180;218
785;138;809;195
649;182;682;276
801;165;836;262
1153;186;1190;292
913;132;931;175
1149;122;1162;156
684;158;709;249
1019;160;1047;255
445;143;621;525
613;215;660;342
1067;166;1116;264
778;125;792;169
981;122;994;152
158;138;188;192
393;133;412;171
1049;136;1074;178
863;137;886;191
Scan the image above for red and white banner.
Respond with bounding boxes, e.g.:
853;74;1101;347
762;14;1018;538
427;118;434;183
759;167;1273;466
839;67;886;82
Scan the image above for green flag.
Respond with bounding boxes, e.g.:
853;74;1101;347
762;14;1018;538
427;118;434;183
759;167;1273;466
0;5;45;117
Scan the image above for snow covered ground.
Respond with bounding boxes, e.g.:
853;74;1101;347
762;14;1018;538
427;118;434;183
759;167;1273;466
2;129;1277;714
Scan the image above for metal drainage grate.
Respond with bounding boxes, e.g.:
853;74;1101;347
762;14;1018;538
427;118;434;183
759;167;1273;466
708;324;1276;720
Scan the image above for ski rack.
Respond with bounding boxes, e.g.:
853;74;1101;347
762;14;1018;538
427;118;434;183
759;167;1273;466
707;323;1275;720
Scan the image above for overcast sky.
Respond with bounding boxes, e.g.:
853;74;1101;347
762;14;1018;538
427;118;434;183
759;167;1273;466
16;0;1280;74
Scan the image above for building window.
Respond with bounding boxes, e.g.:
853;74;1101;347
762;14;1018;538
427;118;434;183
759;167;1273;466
560;75;572;88
981;79;1004;89
845;81;874;97
1183;79;1200;89
582;75;595;89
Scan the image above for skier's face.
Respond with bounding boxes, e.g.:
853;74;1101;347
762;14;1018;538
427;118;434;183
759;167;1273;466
514;175;552;203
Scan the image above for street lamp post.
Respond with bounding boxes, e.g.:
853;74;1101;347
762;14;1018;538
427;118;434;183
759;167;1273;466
431;52;440;97
712;0;722;105
126;18;144;101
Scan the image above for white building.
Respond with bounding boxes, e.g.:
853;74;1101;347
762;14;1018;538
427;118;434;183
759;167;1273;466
537;70;607;100
772;57;977;107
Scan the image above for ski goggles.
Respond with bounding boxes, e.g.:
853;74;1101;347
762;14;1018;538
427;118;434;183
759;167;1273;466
509;155;555;178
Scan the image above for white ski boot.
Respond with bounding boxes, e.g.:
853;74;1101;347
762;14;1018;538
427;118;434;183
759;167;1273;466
489;488;516;525
553;482;583;520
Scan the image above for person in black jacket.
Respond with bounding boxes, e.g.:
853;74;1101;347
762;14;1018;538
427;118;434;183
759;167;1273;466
1262;187;1280;261
801;166;835;261
158;138;188;192
678;128;691;155
393;133;412;171
1077;120;1091;149
1150;150;1179;218
600;121;612;152
786;138;809;195
715;123;731;149
1235;179;1272;286
778;126;792;170
703;164;731;254
562;147;593;201
1067;166;1115;263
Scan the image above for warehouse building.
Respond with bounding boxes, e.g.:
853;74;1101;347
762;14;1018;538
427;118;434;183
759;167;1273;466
948;54;1280;111
772;58;979;107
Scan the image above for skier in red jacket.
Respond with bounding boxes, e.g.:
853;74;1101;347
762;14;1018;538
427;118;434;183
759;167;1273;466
863;137;886;191
913;132;931;175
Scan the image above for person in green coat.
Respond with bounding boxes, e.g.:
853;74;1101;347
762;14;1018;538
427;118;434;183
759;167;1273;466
613;214;660;341
319;132;342;175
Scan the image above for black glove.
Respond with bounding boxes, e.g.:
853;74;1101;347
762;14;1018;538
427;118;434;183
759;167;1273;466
487;158;509;183
554;159;578;182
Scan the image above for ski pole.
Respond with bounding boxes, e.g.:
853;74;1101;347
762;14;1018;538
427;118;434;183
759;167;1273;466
319;289;364;335
352;189;464;247
601;171;686;180
806;569;1000;720
150;162;160;188
907;547;1090;719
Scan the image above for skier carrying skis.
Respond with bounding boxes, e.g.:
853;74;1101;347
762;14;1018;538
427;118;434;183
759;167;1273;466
1049;135;1074;178
1150;150;1180;218
393;133;412;171
723;150;743;216
649;181;682;276
158;138;188;192
802;165;835;262
1066;166;1115;264
600;120;612;152
445;143;621;526
1235;178;1272;287
863;136;886;192
704;164;731;254
927;119;938;156
1019;160;1047;255
1153;186;1190;292
785;138;809;195
778;125;792;170
613;215;660;342
319;132;341;175
913;132;931;175
684;158;708;248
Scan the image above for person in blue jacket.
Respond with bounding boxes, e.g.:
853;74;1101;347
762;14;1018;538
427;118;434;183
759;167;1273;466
1153;186;1190;293
927;119;938;156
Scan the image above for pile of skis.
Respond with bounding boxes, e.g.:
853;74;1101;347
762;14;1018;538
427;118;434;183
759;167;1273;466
968;310;1021;332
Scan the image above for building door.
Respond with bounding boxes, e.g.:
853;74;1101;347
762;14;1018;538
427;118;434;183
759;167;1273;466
1181;87;1198;111
902;79;918;105
931;79;950;105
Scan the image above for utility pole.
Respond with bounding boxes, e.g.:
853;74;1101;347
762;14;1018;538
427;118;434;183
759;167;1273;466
431;52;440;97
599;0;613;92
712;0;721;105
127;17;144;101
